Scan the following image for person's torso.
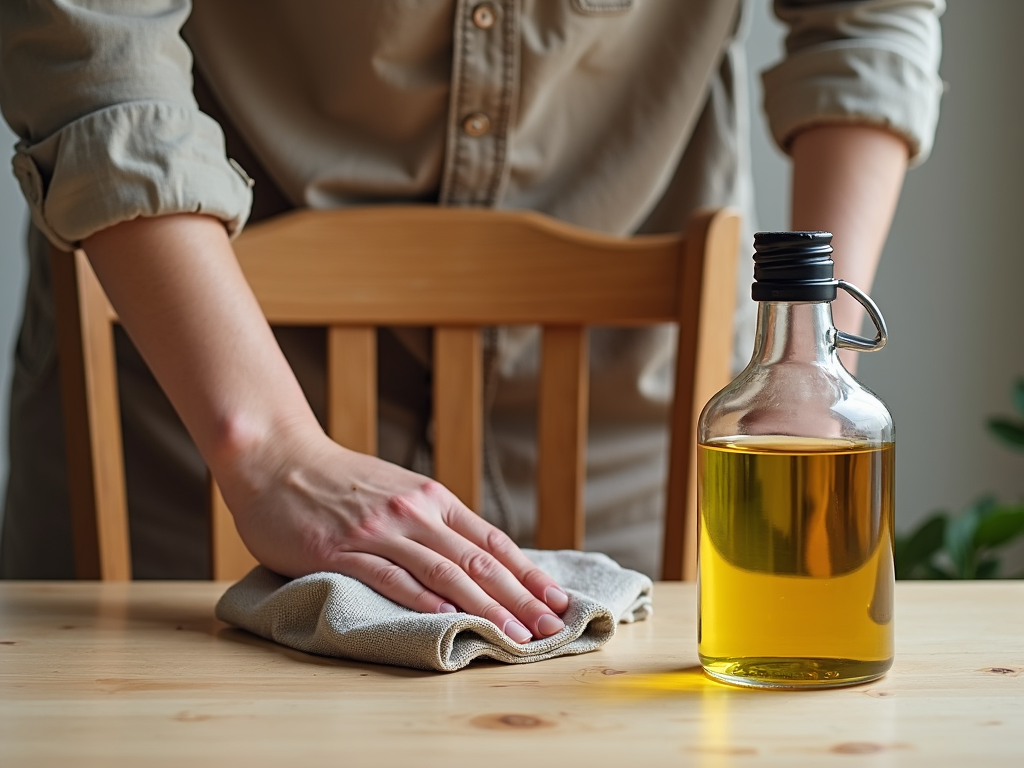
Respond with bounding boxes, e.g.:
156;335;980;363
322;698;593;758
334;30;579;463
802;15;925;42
183;0;755;576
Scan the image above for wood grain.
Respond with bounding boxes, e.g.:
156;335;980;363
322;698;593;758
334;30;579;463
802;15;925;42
1;582;1021;767
232;207;683;325
326;326;377;455
662;209;740;581
433;327;483;510
49;248;131;581
209;480;257;581
536;326;589;550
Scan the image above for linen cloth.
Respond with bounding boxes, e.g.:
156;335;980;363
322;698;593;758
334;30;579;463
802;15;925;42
215;549;652;672
0;1;945;580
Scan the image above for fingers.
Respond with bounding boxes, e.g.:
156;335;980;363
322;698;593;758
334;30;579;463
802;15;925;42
330;551;456;615
328;542;563;645
378;538;562;643
443;503;569;613
410;524;566;639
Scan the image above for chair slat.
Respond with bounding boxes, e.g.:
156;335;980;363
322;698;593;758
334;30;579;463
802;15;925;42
535;326;589;551
327;326;378;455
433;327;483;511
209;479;258;580
50;248;131;580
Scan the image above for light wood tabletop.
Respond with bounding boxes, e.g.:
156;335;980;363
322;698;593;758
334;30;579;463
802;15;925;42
1;581;1022;767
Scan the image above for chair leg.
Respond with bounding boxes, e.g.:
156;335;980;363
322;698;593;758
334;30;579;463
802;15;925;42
49;248;132;580
663;209;740;581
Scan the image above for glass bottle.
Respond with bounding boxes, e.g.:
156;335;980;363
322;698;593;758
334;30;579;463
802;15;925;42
697;231;894;689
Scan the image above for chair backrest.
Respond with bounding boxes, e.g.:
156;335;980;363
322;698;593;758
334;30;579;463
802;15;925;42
50;206;739;582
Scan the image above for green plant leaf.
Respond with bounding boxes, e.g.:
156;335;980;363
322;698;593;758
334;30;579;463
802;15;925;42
944;516;976;577
974;506;1024;550
895;514;946;579
1013;378;1024;418
974;558;1002;579
977;495;999;520
987;418;1024;450
943;498;996;578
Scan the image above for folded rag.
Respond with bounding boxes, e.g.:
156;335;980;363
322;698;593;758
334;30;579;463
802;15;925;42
215;549;653;672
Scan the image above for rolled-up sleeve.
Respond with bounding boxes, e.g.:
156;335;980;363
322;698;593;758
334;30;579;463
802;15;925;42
764;0;945;166
0;0;252;251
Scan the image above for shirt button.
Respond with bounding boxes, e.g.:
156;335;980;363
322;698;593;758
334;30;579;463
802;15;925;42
462;112;491;137
472;4;497;30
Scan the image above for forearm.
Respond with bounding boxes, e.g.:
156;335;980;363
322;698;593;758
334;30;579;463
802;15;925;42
790;124;909;368
82;214;320;484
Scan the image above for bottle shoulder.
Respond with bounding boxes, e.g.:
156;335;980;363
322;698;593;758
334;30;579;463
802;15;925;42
699;361;894;445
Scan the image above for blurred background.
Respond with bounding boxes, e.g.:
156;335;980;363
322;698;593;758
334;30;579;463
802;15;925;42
1;1;1022;566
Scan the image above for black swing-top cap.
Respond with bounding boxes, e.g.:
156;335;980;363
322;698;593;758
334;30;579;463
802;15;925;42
751;231;838;302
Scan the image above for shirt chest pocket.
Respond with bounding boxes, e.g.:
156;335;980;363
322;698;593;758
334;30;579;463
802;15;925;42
571;0;634;15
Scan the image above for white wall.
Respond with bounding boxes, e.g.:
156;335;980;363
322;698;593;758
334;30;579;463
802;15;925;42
745;0;1024;547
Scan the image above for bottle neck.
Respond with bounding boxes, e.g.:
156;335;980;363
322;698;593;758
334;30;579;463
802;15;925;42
750;301;839;367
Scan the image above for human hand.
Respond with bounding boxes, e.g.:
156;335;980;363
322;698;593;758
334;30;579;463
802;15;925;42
219;423;569;643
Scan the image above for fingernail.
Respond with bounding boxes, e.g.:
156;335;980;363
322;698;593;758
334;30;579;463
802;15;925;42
537;614;565;637
503;619;533;644
544;586;569;611
437;602;458;614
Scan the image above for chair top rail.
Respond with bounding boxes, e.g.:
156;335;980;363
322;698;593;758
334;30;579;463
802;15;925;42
231;207;688;325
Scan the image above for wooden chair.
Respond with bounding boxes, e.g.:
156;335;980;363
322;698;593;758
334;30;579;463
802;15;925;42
50;206;739;583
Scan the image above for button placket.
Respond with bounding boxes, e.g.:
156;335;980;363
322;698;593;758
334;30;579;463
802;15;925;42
440;0;519;207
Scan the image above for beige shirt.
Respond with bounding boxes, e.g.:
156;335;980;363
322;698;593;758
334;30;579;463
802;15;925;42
0;0;944;578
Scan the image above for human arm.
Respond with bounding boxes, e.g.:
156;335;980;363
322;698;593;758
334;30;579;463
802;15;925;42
790;124;909;371
764;0;945;370
1;0;567;640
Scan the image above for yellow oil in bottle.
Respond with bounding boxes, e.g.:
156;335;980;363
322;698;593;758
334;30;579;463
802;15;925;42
698;436;894;689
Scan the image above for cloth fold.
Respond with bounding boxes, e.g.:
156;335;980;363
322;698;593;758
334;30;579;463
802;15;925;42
215;549;652;672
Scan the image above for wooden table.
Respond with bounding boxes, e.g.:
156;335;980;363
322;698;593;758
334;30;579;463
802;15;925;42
1;582;1022;767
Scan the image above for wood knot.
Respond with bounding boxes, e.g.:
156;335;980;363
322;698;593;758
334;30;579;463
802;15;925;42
572;666;630;684
0;640;15;646
831;742;885;754
173;711;214;723
984;667;1020;675
470;714;556;731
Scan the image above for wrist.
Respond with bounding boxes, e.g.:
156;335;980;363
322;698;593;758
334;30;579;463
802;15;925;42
207;407;327;516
